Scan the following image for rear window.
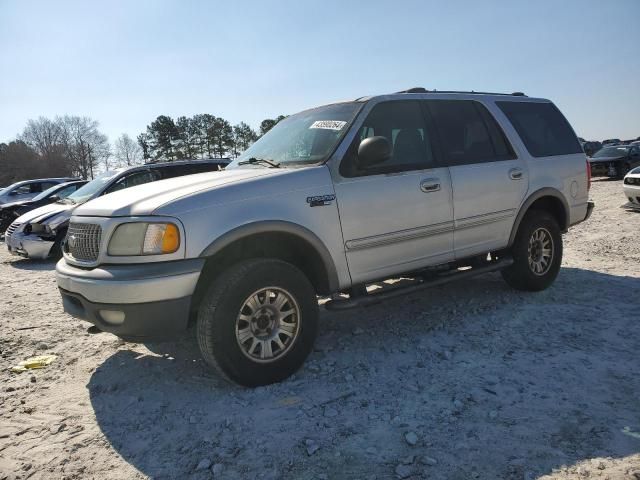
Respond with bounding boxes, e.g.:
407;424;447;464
496;101;582;157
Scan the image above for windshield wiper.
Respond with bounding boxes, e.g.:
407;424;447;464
237;157;281;168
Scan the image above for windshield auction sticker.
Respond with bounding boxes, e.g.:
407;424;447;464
310;120;347;131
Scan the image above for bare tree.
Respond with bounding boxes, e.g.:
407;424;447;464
57;116;110;179
20;117;63;158
114;133;143;167
19;117;71;175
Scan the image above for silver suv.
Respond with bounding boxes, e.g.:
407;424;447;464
55;89;594;386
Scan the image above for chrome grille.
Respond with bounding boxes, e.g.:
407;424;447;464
6;222;21;238
65;223;102;262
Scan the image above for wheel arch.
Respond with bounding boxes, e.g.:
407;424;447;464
508;188;569;246
195;221;339;305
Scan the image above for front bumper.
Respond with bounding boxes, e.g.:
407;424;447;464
5;232;54;259
623;183;640;207
589;160;624;177
56;258;205;340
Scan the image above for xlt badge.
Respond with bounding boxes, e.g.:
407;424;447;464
306;194;336;207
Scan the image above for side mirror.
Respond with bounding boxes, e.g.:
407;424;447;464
49;195;60;202
357;136;392;169
8;190;18;196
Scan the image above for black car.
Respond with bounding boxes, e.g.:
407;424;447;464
581;140;602;157
0;180;87;234
588;145;640;178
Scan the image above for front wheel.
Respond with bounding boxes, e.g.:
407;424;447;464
197;258;318;387
501;210;563;291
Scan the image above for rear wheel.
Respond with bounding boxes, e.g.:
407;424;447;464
197;258;318;387
501;210;562;291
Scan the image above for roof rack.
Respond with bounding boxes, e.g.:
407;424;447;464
396;87;526;97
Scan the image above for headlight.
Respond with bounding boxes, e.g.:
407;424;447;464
108;222;180;256
25;224;50;235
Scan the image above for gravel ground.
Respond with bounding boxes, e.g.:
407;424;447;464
1;179;639;480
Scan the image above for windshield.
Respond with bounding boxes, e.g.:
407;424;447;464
593;146;629;158
227;102;362;168
32;184;66;201
2;181;23;193
66;171;118;204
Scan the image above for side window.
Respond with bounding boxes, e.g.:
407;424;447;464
39;182;57;191
104;170;161;194
496;101;582;157
340;101;435;177
13;184;32;195
184;163;222;174
425;100;514;166
30;182;44;193
156;165;188;179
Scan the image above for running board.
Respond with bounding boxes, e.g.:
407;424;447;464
324;257;513;311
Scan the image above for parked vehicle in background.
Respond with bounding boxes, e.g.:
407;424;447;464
55;89;593;387
0;180;87;235
5;160;227;259
581;140;602;157
602;138;621;146
623;166;640;209
0;178;77;206
588;144;640;178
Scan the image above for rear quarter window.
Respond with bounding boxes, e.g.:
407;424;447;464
496;101;582;157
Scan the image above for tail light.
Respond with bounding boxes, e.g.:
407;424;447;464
586;160;592;190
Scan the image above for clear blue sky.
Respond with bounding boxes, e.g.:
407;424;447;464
1;0;638;144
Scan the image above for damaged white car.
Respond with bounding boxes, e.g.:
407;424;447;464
5;160;227;259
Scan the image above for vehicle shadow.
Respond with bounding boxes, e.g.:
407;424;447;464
5;257;57;271
88;267;640;479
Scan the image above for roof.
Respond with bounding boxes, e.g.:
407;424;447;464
355;88;548;103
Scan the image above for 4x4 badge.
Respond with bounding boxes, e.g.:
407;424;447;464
306;195;335;207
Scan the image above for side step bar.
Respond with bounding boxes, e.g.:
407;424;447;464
325;257;513;311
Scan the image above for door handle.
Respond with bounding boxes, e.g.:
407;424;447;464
420;178;441;193
509;168;524;180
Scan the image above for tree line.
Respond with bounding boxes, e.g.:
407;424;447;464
0;113;284;186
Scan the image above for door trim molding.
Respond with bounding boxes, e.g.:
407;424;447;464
344;208;517;252
454;208;516;230
345;221;455;251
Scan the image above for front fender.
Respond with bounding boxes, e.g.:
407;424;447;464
199;220;340;292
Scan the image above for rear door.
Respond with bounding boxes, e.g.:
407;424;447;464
425;99;528;258
334;100;455;284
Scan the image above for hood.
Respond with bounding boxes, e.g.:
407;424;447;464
74;168;284;217
13;202;74;225
0;200;30;210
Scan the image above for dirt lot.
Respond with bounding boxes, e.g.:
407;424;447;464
0;179;639;480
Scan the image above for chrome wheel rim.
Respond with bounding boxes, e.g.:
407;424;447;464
528;227;554;276
235;287;301;363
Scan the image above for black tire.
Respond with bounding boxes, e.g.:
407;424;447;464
197;258;318;387
501;210;562;292
49;229;67;260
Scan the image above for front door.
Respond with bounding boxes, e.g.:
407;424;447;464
334;100;455;285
